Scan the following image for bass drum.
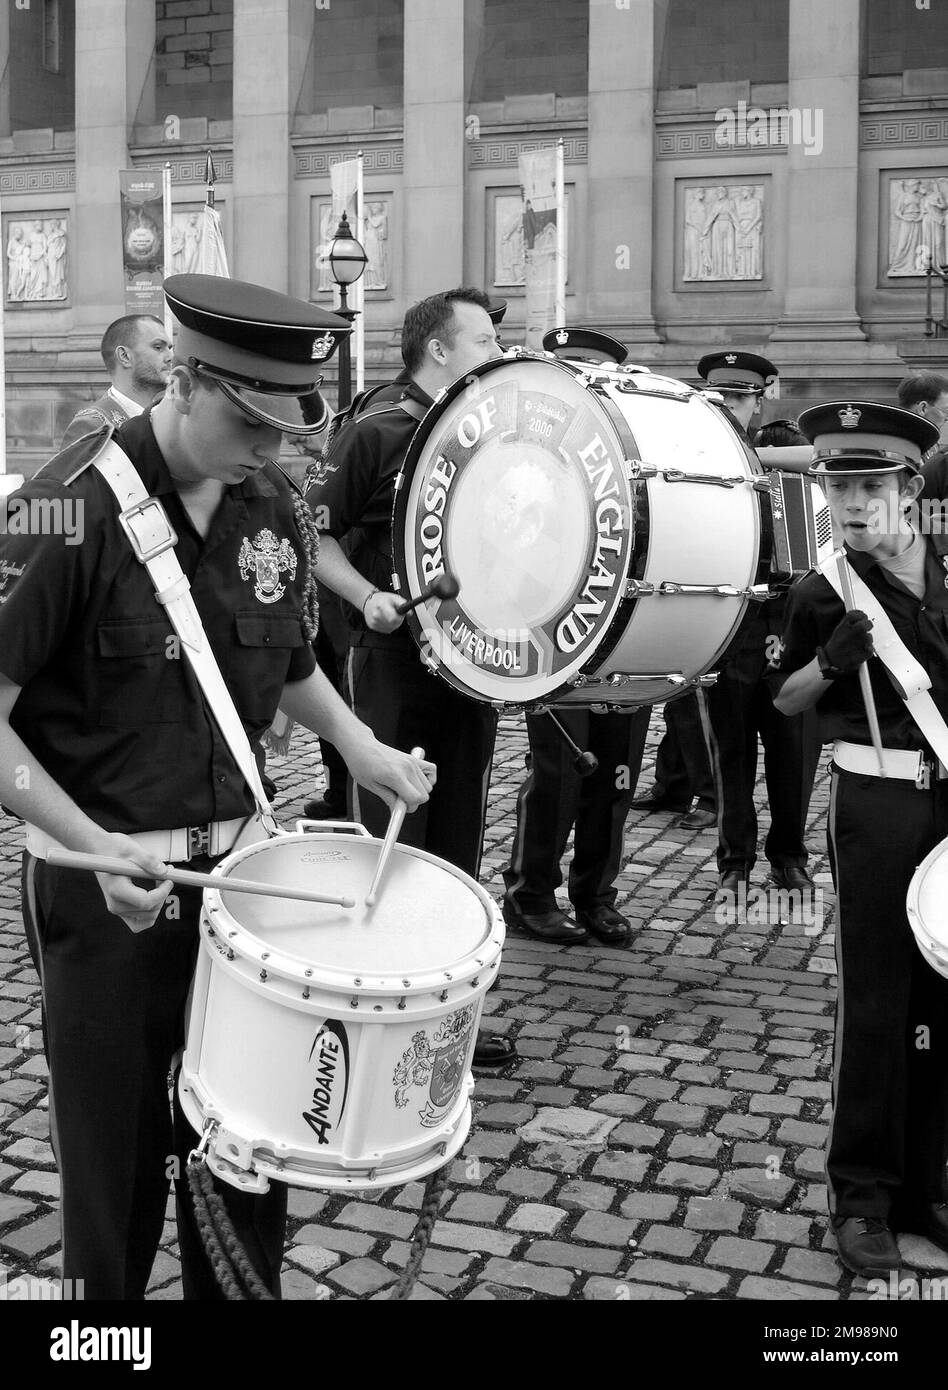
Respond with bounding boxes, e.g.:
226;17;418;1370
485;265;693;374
392;352;769;708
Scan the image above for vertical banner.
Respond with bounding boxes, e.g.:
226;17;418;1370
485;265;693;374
119;169;167;319
199;202;230;278
162;165;173;340
330;154;364;392
518;146;566;351
0;190;6;474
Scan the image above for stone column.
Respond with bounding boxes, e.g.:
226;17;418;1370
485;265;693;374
232;0;314;288
0;3;10;136
772;0;863;341
586;0;661;343
73;1;155;326
402;0;465;299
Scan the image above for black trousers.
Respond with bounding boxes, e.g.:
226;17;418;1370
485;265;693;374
653;692;715;807
311;583;350;805
345;635;498;878
703;617;822;875
826;769;948;1224
503;708;650;913
21;856;286;1301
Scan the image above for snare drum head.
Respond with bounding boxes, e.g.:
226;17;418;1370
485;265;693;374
212;835;495;977
393;355;635;705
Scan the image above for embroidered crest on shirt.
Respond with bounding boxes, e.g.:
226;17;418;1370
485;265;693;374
238;529;297;604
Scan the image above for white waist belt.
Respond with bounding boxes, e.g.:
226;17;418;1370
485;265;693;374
25;817;249;864
832;741;948;785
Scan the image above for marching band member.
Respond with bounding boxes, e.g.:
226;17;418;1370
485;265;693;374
0;275;433;1299
772;401;948;1277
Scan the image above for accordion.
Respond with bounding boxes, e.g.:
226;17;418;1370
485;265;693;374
765;470;835;580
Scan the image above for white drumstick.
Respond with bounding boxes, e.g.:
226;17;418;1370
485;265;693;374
46;849;356;908
836;553;887;779
365;746;425;908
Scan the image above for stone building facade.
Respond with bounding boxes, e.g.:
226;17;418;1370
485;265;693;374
1;0;946;475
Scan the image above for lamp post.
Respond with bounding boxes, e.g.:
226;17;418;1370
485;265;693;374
327;210;368;409
924;260;948;339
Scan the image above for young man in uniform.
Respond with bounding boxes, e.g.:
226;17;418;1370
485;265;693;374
0;274;434;1300
60;314;173;447
773;401;948;1277
696;350;820;905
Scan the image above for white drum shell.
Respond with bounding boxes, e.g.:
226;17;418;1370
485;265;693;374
179;831;505;1191
906;839;948;980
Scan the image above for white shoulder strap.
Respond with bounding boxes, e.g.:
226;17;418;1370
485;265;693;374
819;548;948;768
92;439;278;832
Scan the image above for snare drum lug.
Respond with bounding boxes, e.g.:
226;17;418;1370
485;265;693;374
439;990;449;1002
226;949;235;962
698;672;719;687
625;459;657;480
397;997;406;1010
302;987;310;1000
349;997;359;1009
625;579;655;598
305;968;313;977
259;969;267;982
354;978;363;986
751;477;774;493
747;583;771;602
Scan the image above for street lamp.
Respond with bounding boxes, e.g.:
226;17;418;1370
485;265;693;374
327;210;368;409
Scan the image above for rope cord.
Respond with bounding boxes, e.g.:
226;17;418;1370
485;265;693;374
388;1163;451;1301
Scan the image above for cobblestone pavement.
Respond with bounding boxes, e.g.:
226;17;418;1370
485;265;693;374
2;710;947;1305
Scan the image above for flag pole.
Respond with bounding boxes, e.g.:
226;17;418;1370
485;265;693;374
162;162;173;340
0;190;6;474
555;137;566;327
205;149;216;210
355;149;365;395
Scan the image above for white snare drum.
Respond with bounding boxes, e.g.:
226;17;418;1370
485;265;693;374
906;839;948;979
179;826;505;1192
392;352;768;709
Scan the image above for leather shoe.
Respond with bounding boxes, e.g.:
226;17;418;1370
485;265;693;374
679;806;716;830
630;786;690;814
502;902;589;944
716;869;748;903
770;865;815;893
472;1032;517;1068
302;795;347;820
574;904;631;946
833;1216;902;1277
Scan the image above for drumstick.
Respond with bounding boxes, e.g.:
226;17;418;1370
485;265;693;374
46;849;356;908
395;573;459;616
365;746;425;908
836;552;887;779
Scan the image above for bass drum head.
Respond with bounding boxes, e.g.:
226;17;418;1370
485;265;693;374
392;354;635;705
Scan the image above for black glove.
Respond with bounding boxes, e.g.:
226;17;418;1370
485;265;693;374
823;609;874;672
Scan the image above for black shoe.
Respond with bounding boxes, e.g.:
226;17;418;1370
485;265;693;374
630;786;690;814
472;1032;517;1068
679;806;716;830
302;796;347;820
574;904;631;946
502;901;589;944
769;865;815;893
833;1216;902;1277
716;869;749;903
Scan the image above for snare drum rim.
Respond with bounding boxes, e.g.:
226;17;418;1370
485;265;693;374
907;841;948;976
204;831;506;992
391;352;639;708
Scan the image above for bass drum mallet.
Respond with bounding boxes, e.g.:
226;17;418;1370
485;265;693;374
395;572;459;616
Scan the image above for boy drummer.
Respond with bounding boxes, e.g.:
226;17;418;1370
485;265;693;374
772;401;948;1278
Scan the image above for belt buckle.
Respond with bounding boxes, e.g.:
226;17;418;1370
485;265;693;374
118;497;178;564
916;754;932;791
187;824;211;859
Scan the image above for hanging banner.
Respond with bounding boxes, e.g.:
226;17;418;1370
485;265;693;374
518;146;566;352
119;169;167;318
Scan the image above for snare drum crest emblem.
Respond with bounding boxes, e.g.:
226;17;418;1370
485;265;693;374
238;528;298;604
393;1005;475;1126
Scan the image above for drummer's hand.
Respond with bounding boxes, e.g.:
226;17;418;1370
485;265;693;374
824;609;874;672
344;736;436;812
363;590;406;635
90;833;174;934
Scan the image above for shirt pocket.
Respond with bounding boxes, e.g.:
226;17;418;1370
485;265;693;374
95;617;190;725
228;611;305;721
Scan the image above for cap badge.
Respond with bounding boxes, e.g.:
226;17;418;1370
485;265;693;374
838;405;861;429
238;528;298;605
555;329;569;346
725;353;737;365
311;332;335;361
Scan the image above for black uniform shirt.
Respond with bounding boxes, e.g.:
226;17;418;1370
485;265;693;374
306;380;432;626
771;536;948;749
0;413;315;832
